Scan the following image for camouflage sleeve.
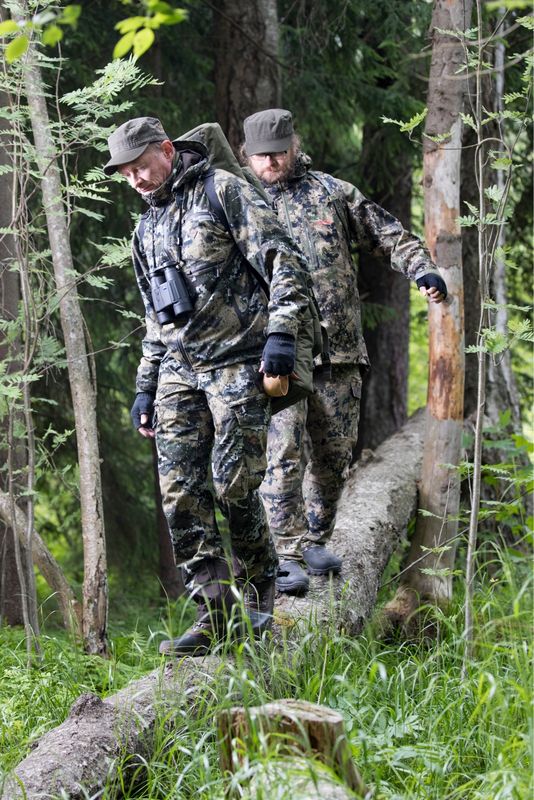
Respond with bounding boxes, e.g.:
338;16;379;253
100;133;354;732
335;177;439;281
216;173;310;338
131;228;166;395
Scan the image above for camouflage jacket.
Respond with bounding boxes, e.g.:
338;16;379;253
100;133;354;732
132;141;310;394
264;154;439;366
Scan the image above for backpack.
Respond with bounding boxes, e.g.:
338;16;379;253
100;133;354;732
177;122;329;414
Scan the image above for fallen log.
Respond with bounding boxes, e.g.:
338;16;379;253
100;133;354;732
2;411;425;799
275;409;425;633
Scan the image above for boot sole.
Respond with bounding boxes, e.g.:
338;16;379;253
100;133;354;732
275;580;309;595
305;565;342;576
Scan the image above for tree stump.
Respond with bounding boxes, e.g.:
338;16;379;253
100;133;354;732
218;699;368;798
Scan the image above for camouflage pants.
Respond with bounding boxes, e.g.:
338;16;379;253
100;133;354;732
155;353;278;582
260;364;362;561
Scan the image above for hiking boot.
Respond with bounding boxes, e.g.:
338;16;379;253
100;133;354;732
275;561;309;595
246;576;276;635
159;557;237;657
159;612;223;656
302;545;342;575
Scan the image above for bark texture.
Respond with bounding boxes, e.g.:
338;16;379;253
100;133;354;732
214;0;281;150
3;414;425;798
388;0;472;611
219;700;366;798
0;70;25;626
19;15;108;654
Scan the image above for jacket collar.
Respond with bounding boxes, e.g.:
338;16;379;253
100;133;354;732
144;140;209;207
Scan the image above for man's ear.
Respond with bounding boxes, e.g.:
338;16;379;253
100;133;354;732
161;139;175;160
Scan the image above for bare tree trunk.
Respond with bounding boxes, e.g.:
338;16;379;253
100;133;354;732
386;0;472;619
357;123;411;453
16;8;108;654
214;0;281;151
0;74;24;627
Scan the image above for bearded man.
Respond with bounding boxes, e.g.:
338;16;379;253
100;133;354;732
242;108;447;595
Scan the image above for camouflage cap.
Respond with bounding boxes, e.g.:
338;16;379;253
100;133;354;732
104;116;169;175
243;109;294;156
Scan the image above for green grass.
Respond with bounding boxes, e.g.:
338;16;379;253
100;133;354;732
0;547;532;799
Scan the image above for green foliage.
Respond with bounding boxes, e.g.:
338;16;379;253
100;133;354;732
0;552;531;797
0;2;81;62
113;0;188;59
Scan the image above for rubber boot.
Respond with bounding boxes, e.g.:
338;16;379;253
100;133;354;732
159;558;237;656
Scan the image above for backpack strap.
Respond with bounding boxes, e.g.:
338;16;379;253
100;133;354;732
202;168;271;299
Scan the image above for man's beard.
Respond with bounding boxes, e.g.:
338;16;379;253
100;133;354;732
255;150;297;186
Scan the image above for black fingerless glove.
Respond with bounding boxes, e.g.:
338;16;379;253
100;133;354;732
130;392;155;430
261;333;296;376
416;273;448;298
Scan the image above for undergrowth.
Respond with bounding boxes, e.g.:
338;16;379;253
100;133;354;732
0;545;531;799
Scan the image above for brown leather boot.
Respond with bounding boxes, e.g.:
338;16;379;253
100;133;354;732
159;558;237;656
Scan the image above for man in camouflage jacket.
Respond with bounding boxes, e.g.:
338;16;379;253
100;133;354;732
104;117;311;653
242;108;447;595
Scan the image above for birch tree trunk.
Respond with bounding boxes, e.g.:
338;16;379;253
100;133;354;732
15;8;108;654
214;0;281;151
385;0;472;618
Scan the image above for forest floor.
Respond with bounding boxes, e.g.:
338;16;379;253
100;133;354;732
0;546;532;800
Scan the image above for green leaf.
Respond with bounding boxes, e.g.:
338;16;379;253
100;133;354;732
460;112;477;131
0;20;20;35
42;24;63;47
58;5;82;26
113;31;135;59
486;0;531;10
484;184;505;204
491;156;512;170
517;14;534;28
115;16;146;34
5;34;29;63
459;215;478;228
159;8;188;25
133;27;155;57
85;273;113;289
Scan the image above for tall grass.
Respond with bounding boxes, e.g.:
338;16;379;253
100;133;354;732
0;544;531;799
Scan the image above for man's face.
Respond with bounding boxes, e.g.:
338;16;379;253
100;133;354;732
248;148;296;185
118;141;174;195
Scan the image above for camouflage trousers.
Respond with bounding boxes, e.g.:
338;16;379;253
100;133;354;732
155;353;278;582
260;364;362;561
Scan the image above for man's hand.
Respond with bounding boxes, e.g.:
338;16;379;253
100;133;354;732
416;273;448;304
130;392;156;439
260;333;296;376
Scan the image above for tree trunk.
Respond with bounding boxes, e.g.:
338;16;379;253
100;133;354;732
0;489;82;636
0;70;25;627
357;123;412;453
214;0;281;151
17;6;108;654
386;0;472;616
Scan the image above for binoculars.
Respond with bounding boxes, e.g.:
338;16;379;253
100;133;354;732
150;259;193;326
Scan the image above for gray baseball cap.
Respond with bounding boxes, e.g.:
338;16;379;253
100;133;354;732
104;116;169;175
243;108;294;156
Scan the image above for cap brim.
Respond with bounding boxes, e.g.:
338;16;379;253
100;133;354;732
103;142;150;176
245;135;293;156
